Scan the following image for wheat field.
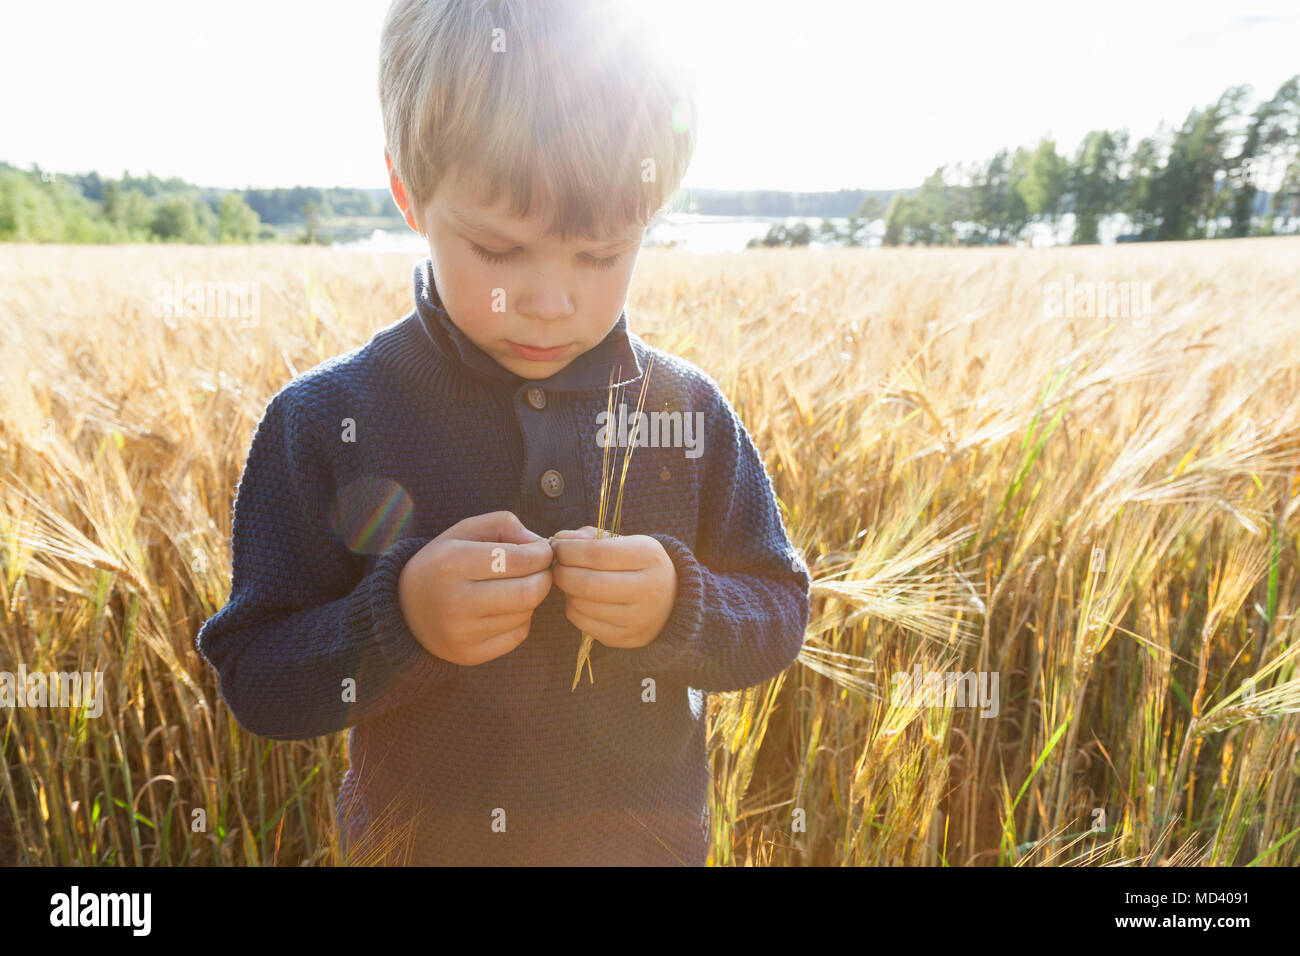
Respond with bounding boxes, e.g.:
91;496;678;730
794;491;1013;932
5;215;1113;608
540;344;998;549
1;238;1297;865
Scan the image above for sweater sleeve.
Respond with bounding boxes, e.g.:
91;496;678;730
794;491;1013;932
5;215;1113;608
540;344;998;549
195;387;458;740
607;384;810;692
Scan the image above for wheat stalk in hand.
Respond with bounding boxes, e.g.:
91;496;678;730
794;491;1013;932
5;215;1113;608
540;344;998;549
559;355;655;690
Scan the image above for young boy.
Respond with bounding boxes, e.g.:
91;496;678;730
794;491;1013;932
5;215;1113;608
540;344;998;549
196;0;810;866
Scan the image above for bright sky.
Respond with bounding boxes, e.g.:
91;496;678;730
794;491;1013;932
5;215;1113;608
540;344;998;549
2;0;1297;193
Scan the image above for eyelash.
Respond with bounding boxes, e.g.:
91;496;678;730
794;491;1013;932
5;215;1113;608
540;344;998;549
470;243;621;270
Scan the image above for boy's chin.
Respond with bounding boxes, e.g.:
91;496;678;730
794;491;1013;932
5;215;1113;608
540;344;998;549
500;352;575;377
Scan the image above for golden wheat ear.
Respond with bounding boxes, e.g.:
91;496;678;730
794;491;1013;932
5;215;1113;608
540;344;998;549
571;364;621;690
571;634;595;691
570;356;656;692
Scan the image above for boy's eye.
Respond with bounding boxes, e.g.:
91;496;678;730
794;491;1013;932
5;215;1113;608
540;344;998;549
584;252;622;270
470;242;622;270
470;243;516;265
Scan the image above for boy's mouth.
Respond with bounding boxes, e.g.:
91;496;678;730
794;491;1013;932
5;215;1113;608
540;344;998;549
507;341;571;361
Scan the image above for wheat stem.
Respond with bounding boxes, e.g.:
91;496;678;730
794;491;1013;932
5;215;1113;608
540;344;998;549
571;356;656;690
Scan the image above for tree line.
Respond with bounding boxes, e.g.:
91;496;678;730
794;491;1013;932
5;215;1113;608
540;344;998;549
884;75;1300;245
0;164;394;244
751;75;1300;248
8;75;1299;247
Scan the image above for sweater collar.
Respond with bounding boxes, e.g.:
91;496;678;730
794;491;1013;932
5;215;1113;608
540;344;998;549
409;257;643;395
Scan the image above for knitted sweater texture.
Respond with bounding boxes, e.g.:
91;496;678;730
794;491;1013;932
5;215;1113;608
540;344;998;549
195;258;811;865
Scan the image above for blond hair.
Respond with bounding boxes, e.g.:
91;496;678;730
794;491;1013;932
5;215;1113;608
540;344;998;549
379;0;697;240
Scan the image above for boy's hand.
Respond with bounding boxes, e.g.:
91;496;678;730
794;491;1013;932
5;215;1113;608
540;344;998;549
550;527;677;649
398;511;553;666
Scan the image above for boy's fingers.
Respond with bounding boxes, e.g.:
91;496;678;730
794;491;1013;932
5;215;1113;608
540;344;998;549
452;510;543;544
551;533;643;571
457;624;531;666
563;604;613;643
471;565;554;611
552;563;641;603
456;538;553;581
550;526;599;541
565;595;632;627
470;609;534;638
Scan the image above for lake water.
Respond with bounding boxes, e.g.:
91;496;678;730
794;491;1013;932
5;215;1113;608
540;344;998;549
336;214;873;255
335;212;1135;253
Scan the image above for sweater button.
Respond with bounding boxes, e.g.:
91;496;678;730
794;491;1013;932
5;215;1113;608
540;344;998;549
526;386;547;410
540;469;565;497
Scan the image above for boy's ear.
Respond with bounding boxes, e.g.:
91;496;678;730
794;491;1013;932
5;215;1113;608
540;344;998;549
385;151;422;234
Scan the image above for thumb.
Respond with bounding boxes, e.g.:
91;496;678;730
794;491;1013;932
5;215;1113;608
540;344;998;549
551;525;600;541
450;510;543;544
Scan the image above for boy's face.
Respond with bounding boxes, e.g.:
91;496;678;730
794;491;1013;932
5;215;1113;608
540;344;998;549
388;155;645;379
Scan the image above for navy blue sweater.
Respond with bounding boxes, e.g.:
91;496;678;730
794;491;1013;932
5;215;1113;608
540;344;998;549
195;257;811;865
